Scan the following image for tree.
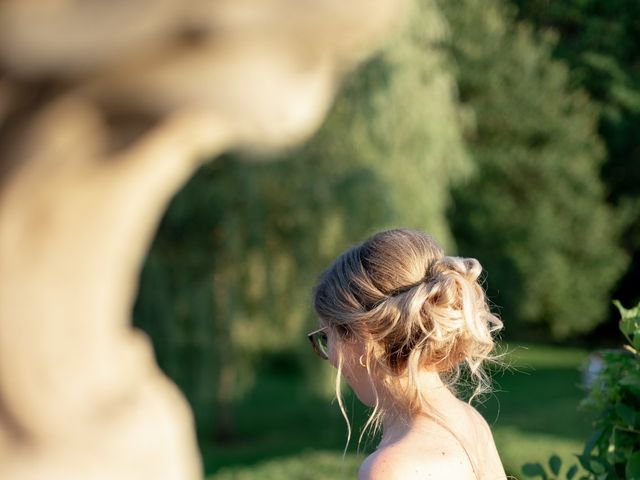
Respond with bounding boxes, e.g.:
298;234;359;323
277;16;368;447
509;0;640;328
439;0;628;339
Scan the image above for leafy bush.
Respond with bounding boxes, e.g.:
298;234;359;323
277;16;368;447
522;300;640;479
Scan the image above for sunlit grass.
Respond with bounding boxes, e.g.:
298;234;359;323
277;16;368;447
203;343;594;479
493;426;584;476
209;451;364;480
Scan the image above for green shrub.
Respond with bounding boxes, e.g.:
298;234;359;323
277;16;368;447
522;300;640;480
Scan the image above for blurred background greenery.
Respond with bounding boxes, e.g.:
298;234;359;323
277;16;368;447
132;0;640;477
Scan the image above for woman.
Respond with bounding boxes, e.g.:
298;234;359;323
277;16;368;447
308;228;508;480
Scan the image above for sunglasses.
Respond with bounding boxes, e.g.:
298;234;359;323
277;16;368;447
307;326;329;360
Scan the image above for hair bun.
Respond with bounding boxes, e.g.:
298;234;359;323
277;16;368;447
312;228;503;437
430;255;482;284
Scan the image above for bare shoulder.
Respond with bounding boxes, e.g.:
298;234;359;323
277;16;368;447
464;402;494;438
461;402;508;479
358;442;476;480
464;402;502;450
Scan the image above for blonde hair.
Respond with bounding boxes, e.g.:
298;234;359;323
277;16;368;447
312;228;503;453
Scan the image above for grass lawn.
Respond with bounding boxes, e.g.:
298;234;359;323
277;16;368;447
203;343;593;479
481;343;592;475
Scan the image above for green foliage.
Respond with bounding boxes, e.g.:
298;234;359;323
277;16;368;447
522;455;579;480
510;0;640;329
521;300;640;480
510;0;640;204
438;0;628;339
614;300;640;354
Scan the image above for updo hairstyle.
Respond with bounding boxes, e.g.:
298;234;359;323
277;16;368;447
312;228;503;445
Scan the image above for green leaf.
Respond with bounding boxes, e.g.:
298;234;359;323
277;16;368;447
548;455;562;475
566;464;578;480
626;452;640;480
615;300;640;349
613;299;640;320
576;454;591;472
620;317;634;336
589;458;607;475
522;462;548;479
582;429;604;457
615;403;636;428
619;375;640;397
606;429;620;465
613;300;629;317
621;318;640;346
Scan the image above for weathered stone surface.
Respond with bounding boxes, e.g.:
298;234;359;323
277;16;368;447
0;1;407;479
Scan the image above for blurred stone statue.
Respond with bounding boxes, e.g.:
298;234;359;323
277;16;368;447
0;1;407;478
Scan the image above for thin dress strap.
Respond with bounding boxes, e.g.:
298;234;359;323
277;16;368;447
417;412;481;480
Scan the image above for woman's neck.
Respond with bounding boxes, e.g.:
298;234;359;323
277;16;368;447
378;369;458;447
